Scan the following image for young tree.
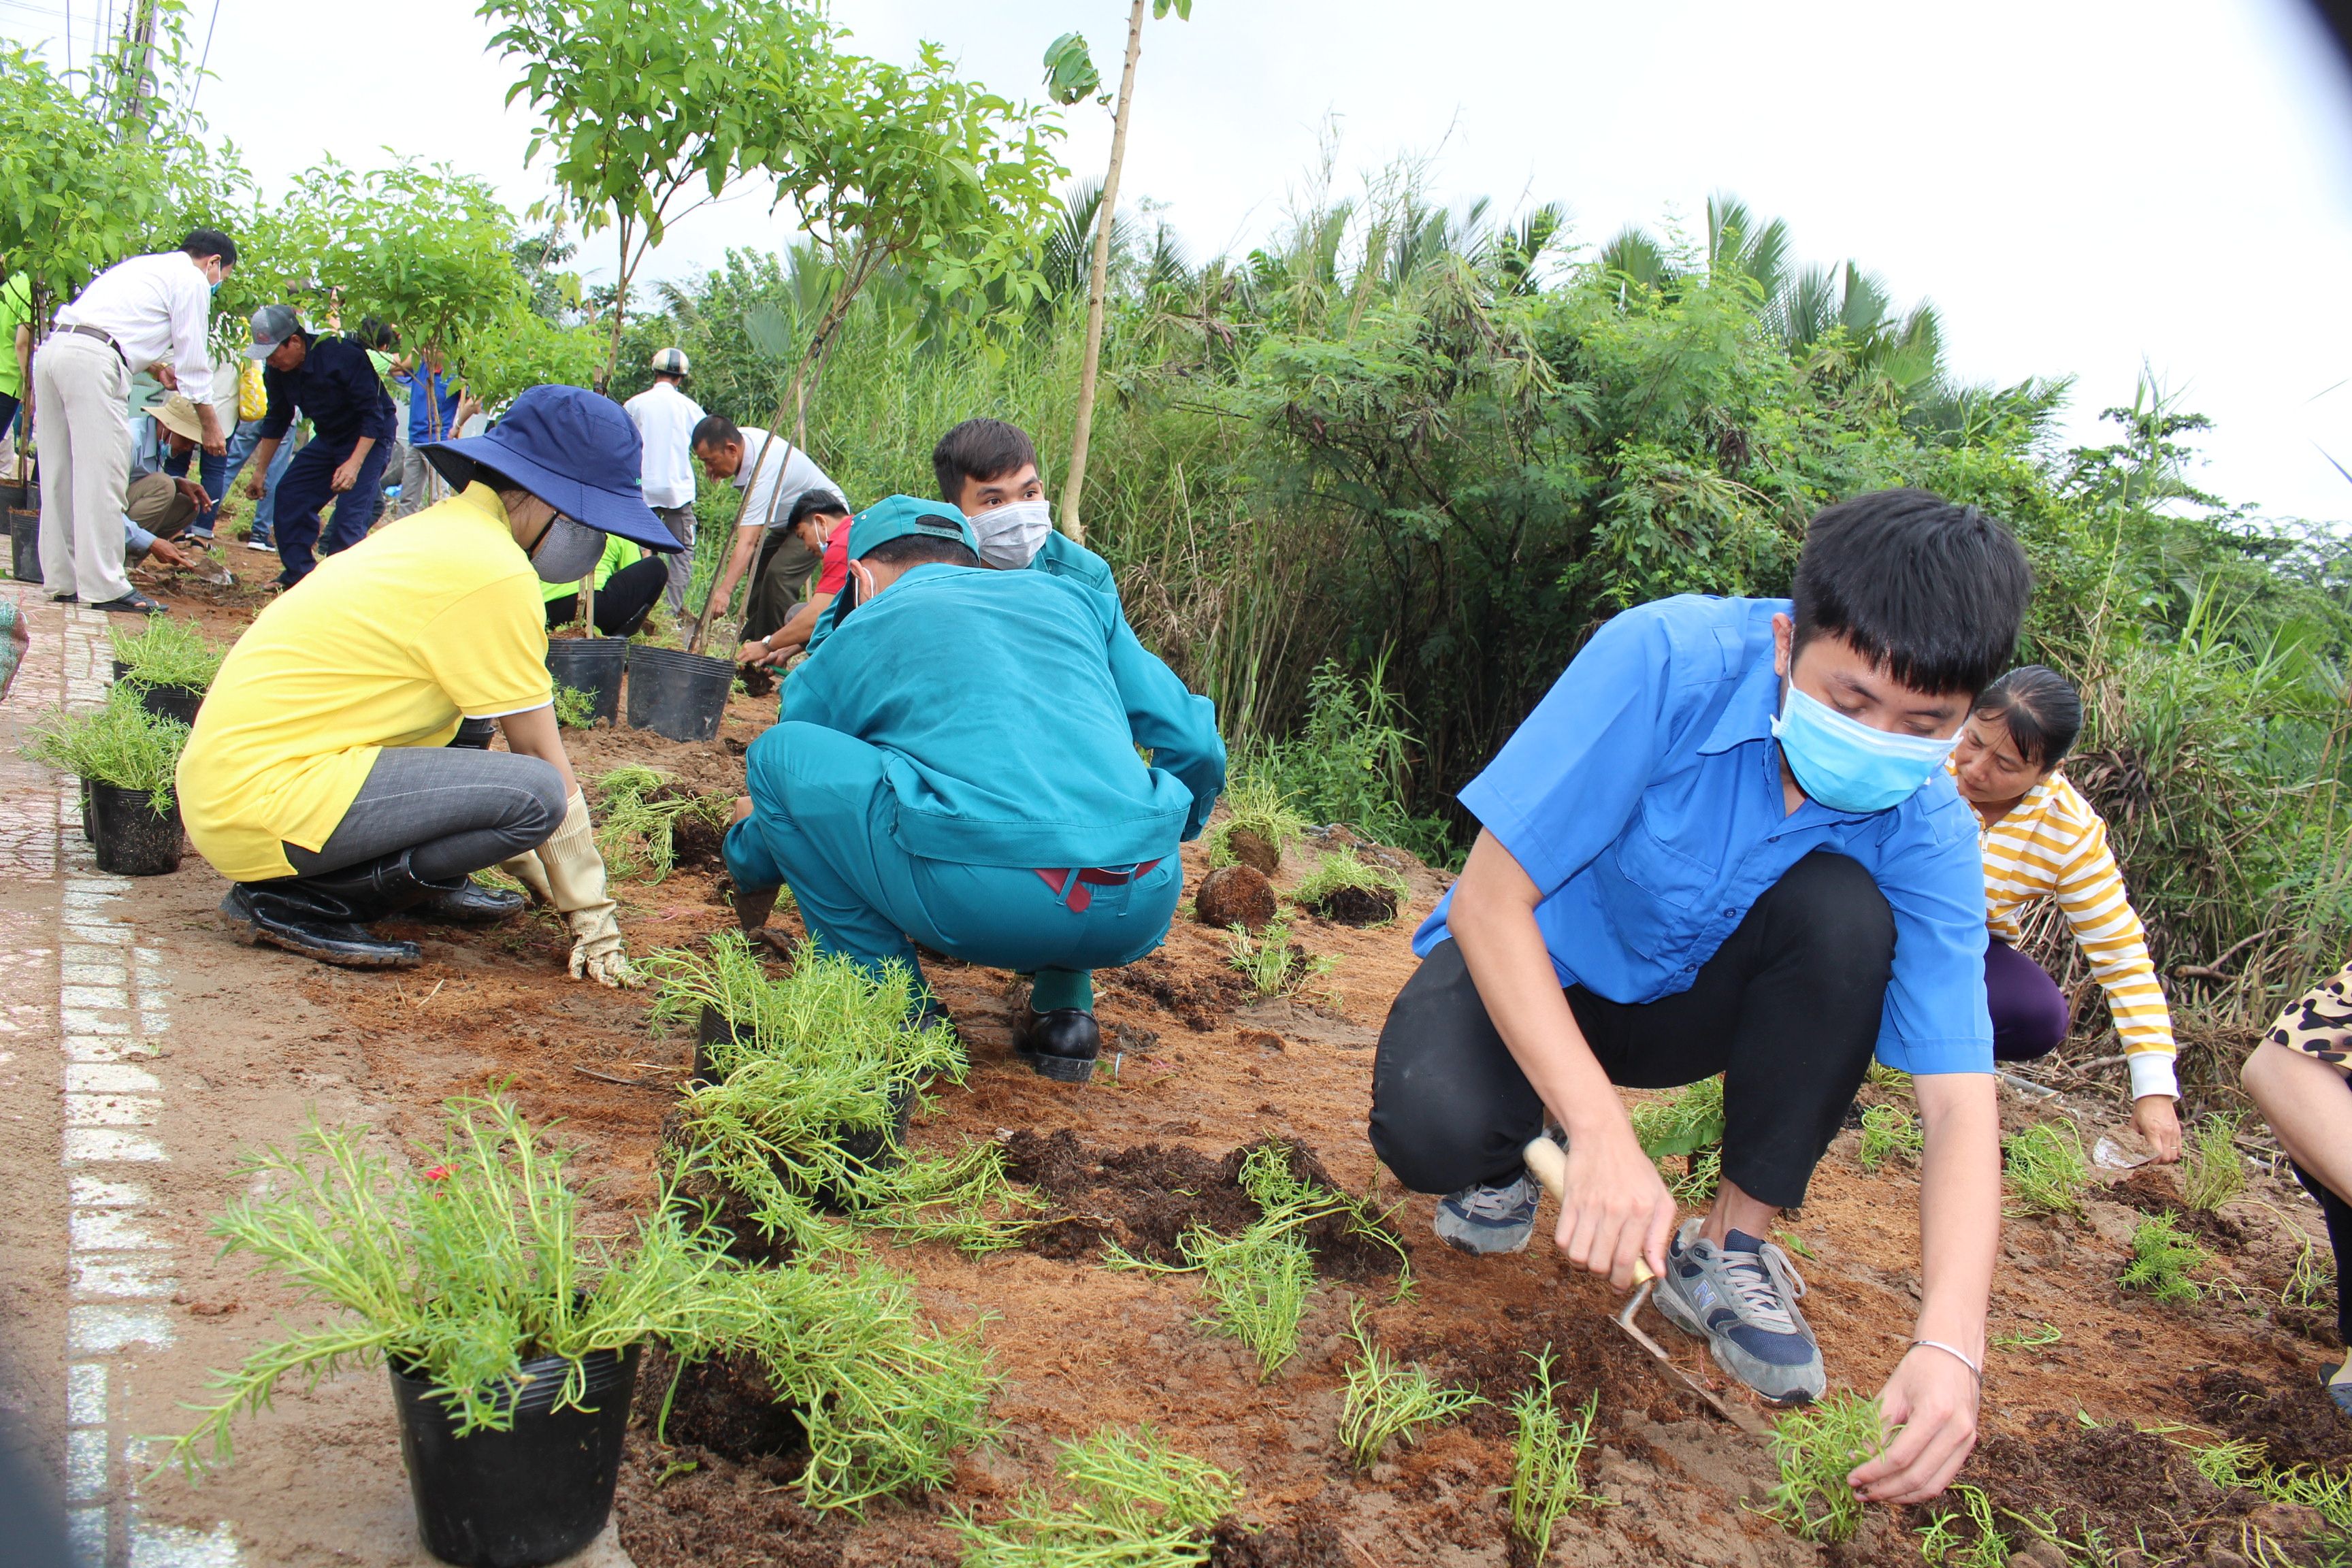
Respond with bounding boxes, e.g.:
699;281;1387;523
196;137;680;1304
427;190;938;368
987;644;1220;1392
478;0;819;382
1043;0;1194;544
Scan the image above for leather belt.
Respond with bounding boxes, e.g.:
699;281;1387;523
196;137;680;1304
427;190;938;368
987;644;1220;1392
1035;858;1163;913
50;323;128;365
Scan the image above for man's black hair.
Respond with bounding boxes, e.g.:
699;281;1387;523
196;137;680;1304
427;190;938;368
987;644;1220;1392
788;489;850;528
1974;665;2082;769
932;417;1036;502
1791;488;2031;696
181;229;237;267
691;414;742;452
862;534;980;571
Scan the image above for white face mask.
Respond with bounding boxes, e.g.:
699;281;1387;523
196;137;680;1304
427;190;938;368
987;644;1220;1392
970;498;1051;569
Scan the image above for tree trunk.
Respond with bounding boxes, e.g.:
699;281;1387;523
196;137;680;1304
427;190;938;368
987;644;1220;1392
1057;0;1147;546
603;217;637;394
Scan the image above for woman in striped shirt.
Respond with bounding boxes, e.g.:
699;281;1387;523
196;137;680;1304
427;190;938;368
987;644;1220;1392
1951;666;2183;1161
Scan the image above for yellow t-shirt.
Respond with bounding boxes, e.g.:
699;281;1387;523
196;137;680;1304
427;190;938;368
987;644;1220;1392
178;483;553;881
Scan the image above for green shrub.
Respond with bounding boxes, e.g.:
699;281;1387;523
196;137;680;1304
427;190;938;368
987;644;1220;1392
1857;1104;1924;1172
112;617;225;690
1290;847;1411;919
1917;1482;2010;1566
1765;1392;1884;1544
2120;1214;2209;1304
2001;1121;2088;1219
2180;1113;2245;1213
552;681;598;729
949;1424;1242;1565
1508;1347;1607;1559
1336;1303;1484;1470
25;690;189;811
1250;659;1454;867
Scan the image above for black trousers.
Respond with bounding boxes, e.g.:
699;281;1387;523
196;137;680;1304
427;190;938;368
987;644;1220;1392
1369;851;1895;1211
545;556;667;638
2293;1143;2352;1345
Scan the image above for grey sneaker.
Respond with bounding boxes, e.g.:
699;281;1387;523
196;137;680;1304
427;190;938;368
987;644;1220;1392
1433;1174;1540;1255
1651;1218;1827;1404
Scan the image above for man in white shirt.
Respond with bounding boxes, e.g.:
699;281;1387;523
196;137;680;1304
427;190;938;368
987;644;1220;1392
690;415;845;643
35;229;235;612
623;348;705;617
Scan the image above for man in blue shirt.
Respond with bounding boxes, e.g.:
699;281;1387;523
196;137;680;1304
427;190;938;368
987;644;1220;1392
239;304;399;588
1372;490;2029;1504
725;496;1226;1084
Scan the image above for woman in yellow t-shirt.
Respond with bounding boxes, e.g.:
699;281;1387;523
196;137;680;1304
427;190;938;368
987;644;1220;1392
178;384;683;976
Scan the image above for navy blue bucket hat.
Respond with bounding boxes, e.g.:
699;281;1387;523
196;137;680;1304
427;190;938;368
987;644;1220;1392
419;384;680;553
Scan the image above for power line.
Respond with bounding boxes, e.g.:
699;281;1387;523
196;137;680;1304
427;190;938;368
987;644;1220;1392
187;0;218;112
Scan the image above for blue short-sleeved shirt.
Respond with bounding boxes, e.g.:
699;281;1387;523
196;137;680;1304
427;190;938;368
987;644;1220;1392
1414;594;1993;1076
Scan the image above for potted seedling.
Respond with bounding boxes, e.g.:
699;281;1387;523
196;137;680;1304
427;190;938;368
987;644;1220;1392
112;618;227;726
27;690;189;875
544;637;626;727
162;1092;749;1568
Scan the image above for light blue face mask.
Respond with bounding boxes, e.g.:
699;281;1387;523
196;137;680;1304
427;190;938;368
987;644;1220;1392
1771;683;1959;813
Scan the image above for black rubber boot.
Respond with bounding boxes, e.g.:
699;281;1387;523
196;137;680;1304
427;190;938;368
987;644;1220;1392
412;879;526;926
299;850;464;921
220;883;422;968
1013;1006;1101;1083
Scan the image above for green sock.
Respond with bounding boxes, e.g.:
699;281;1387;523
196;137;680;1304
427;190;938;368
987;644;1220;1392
1030;968;1093;1013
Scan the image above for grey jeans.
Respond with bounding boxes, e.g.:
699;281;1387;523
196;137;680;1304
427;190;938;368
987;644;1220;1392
652;504;696;616
281;746;566;883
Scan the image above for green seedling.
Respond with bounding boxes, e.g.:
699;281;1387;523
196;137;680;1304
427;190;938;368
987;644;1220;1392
552;681;598;729
25;688;190;811
1864;1061;1912;1094
112;617;226;690
1918;1483;2010;1566
1224;915;1335;999
2283;1234;2330;1311
1631;1077;1725;1161
1669;1147;1722;1205
1992;1321;2061;1351
1508;1347;1607;1559
1857;1103;1925;1172
1290;847;1411;921
2001;1121;2088;1220
591;764;733;882
949;1423;1243;1566
1207;772;1310;868
1336;1303;1484;1470
2182;1113;2246;1214
1765;1391;1884;1544
2120;1213;2209;1304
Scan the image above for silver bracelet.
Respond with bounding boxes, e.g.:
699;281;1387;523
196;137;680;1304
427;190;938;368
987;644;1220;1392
1908;1338;1983;1382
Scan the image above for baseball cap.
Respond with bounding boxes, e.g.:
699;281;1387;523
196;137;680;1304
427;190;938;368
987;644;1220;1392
244;304;304;359
150;393;203;442
416;384;680;553
650;347;690;376
845;495;979;559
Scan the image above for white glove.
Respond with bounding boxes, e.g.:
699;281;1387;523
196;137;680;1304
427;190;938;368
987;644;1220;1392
524;789;640;988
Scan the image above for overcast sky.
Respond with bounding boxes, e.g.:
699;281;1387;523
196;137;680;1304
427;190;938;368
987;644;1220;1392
11;0;2350;522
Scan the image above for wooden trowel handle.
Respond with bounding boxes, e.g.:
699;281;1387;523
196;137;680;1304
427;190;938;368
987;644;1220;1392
1523;1135;1657;1287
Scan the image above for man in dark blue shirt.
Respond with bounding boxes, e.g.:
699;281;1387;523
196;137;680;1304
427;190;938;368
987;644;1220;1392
240;304;398;588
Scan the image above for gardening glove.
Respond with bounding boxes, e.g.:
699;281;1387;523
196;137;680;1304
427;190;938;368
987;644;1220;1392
532;789;640;989
497;846;555;906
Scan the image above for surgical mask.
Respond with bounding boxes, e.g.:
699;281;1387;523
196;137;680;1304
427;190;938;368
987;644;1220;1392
1771;683;1960;814
970;499;1051;569
529;516;607;584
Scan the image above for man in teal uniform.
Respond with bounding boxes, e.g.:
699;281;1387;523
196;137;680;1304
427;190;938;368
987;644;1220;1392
727;495;1226;1083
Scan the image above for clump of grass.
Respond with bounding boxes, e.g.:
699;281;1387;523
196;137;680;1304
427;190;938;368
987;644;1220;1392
1509;1347;1607;1559
2282;1232;2330;1311
1207;771;1310;868
1290;847;1410;921
1857;1104;1925;1172
2001;1121;2088;1220
1918;1482;2010;1566
1765;1392;1884;1544
591;764;733;882
1631;1077;1725;1160
1224;914;1335;998
949;1424;1242;1566
1669;1147;1722;1205
1992;1321;2061;1351
2181;1113;2246;1213
2120;1213;2210;1304
1337;1303;1484;1470
25;689;189;811
552;681;598;729
113;617;225;690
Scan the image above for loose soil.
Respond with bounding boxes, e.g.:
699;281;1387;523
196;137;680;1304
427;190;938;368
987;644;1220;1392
91;560;2352;1567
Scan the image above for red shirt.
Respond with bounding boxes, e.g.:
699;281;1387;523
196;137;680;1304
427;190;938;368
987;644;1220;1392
814;519;849;595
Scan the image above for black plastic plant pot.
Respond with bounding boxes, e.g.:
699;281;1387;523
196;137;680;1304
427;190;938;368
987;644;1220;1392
10;504;37;585
110;659;129;683
390;1341;641;1568
135;683;203;727
691;1002;744;1086
544;637;626;727
625;644;734;743
86;781;182;876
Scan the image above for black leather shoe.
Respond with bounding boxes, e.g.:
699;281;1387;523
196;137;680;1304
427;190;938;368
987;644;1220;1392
1013;1006;1101;1083
220;884;421;968
414;879;526;926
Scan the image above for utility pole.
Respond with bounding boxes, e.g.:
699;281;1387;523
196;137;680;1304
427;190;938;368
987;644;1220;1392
112;0;161;139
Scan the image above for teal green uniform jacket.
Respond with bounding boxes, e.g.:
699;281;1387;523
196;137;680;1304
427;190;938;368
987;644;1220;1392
747;561;1225;871
804;529;1120;655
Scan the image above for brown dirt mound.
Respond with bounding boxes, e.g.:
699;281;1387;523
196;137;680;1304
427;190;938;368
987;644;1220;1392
1209;1507;1352;1566
1225;827;1281;877
1299;885;1399;927
638;1343;807;1464
2193;1365;2352;1471
1401;1294;1697;1435
1100;952;1254;1030
1002;1130;1408;1283
1963;1412;2247;1560
669;808;728;871
2110;1166;2251;1253
1196;865;1279;930
615;1439;862;1568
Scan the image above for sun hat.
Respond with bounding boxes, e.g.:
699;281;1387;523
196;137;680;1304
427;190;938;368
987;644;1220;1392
649;346;689;376
845;495;979;560
150;392;203;442
417;385;681;553
244;304;304;359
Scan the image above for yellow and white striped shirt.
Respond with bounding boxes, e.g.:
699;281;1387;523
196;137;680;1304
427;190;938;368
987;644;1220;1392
1974;771;2176;1098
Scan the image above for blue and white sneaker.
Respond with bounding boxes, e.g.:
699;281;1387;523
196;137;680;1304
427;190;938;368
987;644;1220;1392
1433;1173;1540;1255
1652;1218;1827;1404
